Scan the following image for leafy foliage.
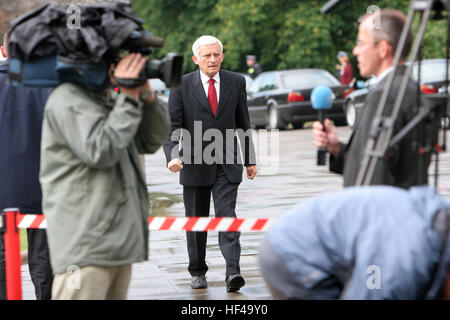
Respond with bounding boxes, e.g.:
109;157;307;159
132;0;447;78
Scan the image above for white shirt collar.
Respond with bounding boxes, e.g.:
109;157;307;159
375;66;394;85
200;70;220;85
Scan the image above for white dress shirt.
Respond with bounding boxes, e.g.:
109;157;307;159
199;71;220;104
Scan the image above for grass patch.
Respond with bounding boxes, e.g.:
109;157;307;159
20;228;27;252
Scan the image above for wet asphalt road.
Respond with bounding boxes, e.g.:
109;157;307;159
21;125;450;299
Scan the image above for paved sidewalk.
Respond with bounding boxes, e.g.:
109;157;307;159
20;126;450;300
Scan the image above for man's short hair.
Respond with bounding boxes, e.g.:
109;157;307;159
361;9;413;61
192;35;223;59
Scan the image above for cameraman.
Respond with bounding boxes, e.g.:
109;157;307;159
39;53;170;300
259;185;450;299
313;9;431;188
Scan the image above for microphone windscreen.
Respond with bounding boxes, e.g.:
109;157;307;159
311;85;333;110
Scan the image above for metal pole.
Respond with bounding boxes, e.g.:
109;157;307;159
3;208;22;300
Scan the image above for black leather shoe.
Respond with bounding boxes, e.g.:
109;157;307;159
226;274;245;292
191;275;207;289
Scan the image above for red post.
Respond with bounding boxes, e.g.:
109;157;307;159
3;208;22;300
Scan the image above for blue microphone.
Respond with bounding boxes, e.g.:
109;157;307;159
311;85;333;166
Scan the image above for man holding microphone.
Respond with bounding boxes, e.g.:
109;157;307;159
312;9;431;188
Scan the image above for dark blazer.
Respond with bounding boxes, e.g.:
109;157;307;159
330;65;433;188
163;69;256;187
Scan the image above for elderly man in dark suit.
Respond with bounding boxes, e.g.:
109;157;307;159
163;35;257;292
312;9;432;188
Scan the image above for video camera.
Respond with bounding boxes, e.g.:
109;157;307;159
114;30;183;89
7;0;183;91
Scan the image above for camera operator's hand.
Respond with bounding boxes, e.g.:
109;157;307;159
111;53;148;100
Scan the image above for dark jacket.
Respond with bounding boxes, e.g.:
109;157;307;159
330;65;432;188
163;69;256;187
0;61;51;214
247;63;262;80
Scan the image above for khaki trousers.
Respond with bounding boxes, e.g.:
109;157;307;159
52;264;132;300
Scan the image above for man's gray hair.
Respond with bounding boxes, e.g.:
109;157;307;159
192;35;223;58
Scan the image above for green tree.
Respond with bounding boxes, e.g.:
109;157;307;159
131;0;447;78
133;0;221;73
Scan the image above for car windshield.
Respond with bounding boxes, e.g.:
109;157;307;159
281;70;340;89
413;60;450;84
248;72;277;93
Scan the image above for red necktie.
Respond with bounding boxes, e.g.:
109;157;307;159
208;79;218;116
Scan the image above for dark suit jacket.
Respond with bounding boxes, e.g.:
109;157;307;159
330;65;433;188
163;69;256;187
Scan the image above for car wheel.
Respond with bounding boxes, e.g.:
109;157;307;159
292;121;304;129
267;105;285;130
344;100;356;129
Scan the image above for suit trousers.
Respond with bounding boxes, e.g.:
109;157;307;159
183;165;241;278
0;228;53;300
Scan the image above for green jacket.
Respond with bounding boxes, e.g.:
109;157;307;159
40;82;170;274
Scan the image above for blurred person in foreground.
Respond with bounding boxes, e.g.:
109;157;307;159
0;31;53;300
39;52;170;300
312;9;432;188
259;185;450;299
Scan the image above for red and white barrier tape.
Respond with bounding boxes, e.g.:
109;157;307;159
148;216;274;232
16;214;47;229
15;214;274;232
